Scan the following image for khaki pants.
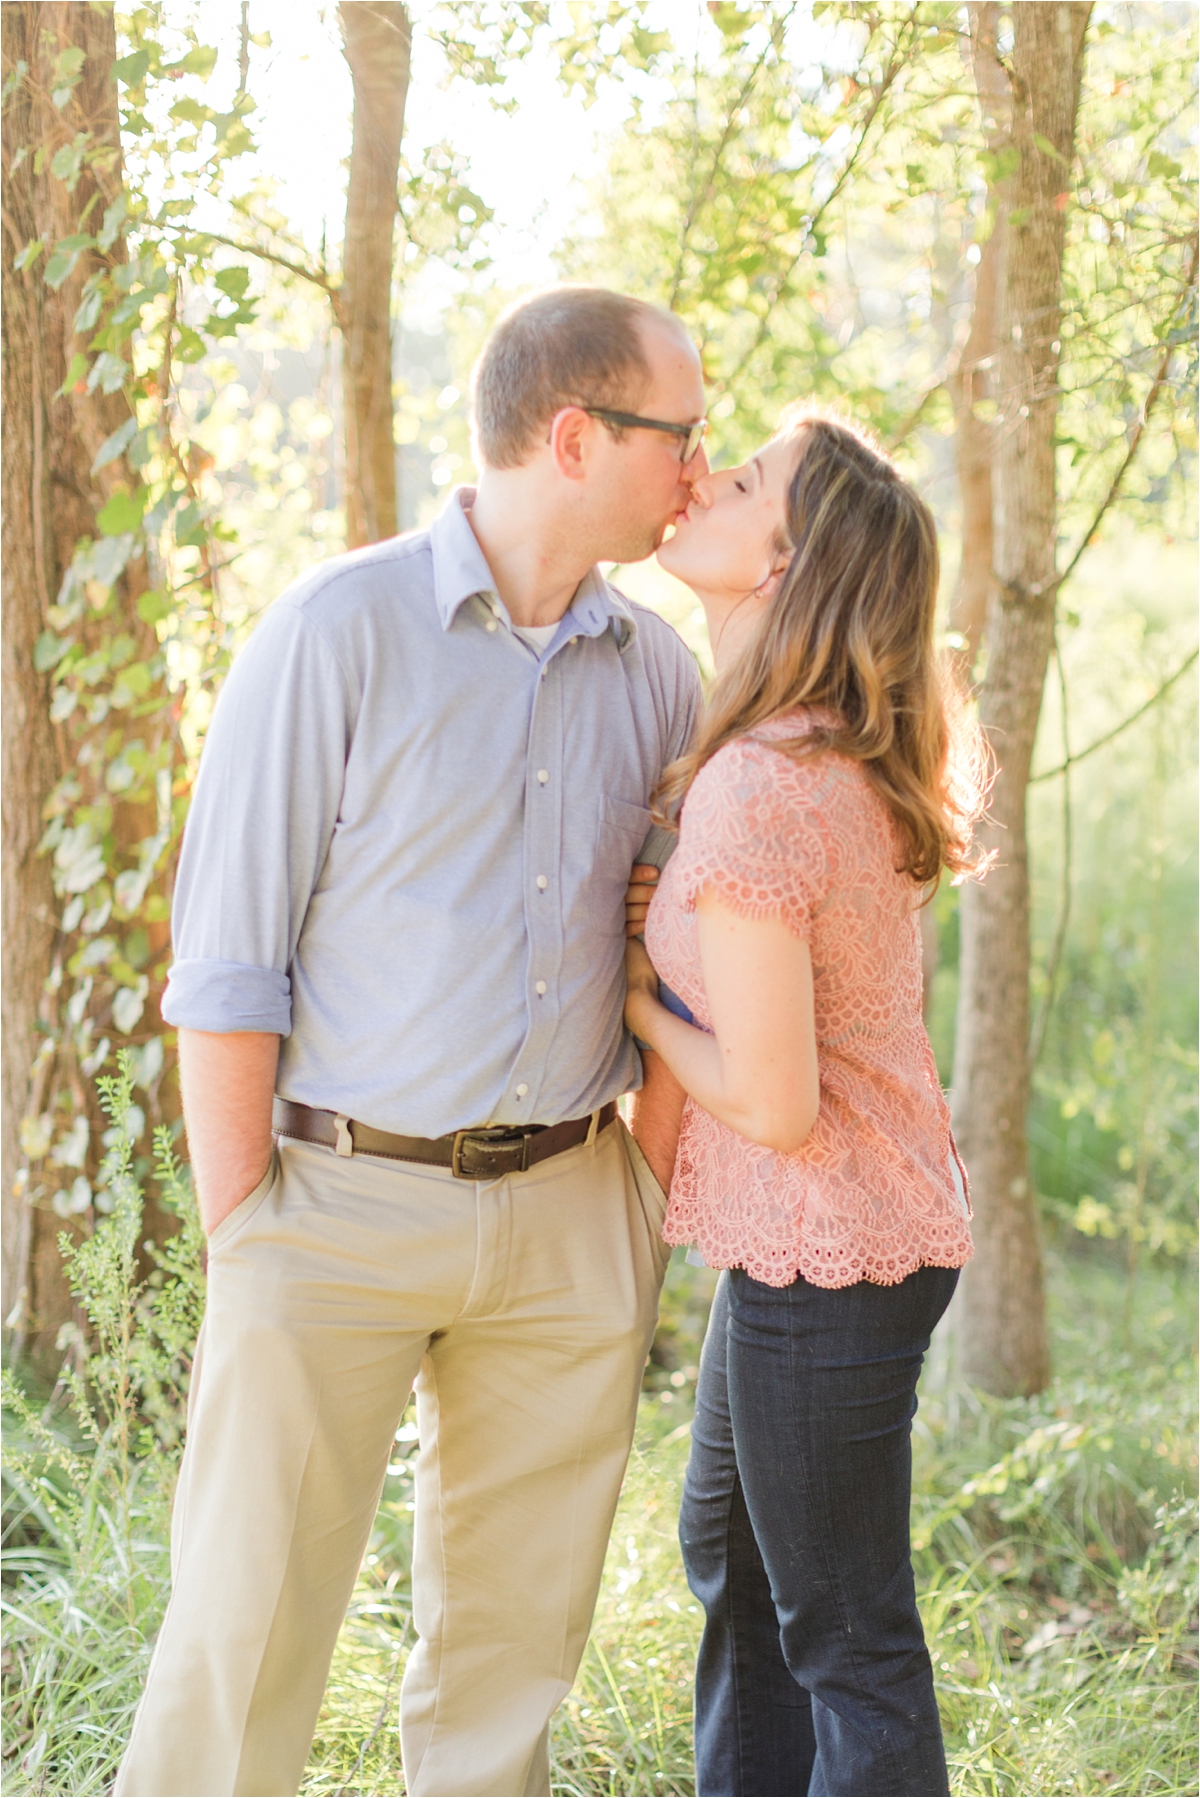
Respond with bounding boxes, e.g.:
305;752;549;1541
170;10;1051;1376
115;1117;668;1797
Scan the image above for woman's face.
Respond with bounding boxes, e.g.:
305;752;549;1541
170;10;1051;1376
656;432;799;605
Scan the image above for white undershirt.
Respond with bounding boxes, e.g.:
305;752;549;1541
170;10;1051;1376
511;621;559;654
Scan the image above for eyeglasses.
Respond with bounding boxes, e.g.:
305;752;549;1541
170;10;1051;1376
583;407;708;465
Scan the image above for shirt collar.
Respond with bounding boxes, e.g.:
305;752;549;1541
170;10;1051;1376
430;486;638;651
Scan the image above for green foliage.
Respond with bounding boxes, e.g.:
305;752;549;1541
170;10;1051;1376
563;1;981;457
926;531;1198;1279
1;1056;204;1793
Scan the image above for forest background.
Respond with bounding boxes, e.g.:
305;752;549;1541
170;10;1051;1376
1;2;1196;1794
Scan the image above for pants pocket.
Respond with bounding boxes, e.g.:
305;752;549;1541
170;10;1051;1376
206;1150;279;1254
620;1121;672;1276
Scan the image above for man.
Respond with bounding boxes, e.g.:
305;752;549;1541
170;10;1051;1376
116;287;705;1797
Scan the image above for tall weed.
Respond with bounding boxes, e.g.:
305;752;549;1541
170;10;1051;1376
1;1054;202;1797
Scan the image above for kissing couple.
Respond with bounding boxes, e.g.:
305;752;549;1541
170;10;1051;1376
116;286;983;1798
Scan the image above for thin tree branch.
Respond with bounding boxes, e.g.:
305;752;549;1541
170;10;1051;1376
1029;648;1198;783
723;7;922;388
159;225;338;300
667;7;795;311
1052;233;1198;593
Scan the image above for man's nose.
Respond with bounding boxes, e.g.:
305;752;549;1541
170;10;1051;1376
686;442;711;483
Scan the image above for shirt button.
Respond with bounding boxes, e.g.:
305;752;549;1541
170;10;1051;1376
535;980;547;996
537;769;549;784
569;636;577;645
515;1083;529;1098
536;874;548;890
486;619;498;632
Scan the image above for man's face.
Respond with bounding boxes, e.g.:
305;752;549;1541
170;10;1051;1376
586;319;709;564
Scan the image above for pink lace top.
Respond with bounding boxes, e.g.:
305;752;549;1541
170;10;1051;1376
645;713;972;1289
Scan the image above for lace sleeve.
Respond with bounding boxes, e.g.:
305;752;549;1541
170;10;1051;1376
674;736;830;939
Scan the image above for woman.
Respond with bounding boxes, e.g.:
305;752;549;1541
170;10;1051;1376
624;409;987;1797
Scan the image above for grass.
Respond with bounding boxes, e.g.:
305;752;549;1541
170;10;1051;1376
4;1239;1196;1797
295;1246;1198;1798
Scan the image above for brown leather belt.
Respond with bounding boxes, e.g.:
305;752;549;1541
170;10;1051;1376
272;1096;619;1181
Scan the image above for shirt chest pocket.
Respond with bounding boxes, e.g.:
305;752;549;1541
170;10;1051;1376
589;795;654;937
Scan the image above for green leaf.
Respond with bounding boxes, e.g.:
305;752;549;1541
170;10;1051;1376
169;97;212;128
34;631;72;673
1147;151;1182;182
214;118;254;157
980;146;1019;186
44;232;94;289
50;135;87;188
91;417;138;476
87;351;129;395
56;350;88;398
88;535;134;587
213;265;250;300
128;427;154;472
97;194;128;252
95;488;147;537
174;502;207;548
707;2;753;39
44;250;76;288
1033;133;1069;166
13;239;43;272
53;46;86;87
2;59;28;104
111;661;153;707
162;44;219;82
136;589;172;626
112;49;151;86
175;326;206;363
74;281;106;334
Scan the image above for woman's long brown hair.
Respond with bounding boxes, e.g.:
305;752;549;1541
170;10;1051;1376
655;408;990;887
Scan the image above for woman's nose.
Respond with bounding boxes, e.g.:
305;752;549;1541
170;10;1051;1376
685;465;715;506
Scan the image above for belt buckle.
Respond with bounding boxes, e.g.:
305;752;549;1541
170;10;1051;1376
450;1126;531;1180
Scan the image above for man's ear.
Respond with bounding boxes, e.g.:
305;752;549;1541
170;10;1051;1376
547;406;592;483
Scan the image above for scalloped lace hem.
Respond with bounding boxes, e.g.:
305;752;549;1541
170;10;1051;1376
663;1222;973;1290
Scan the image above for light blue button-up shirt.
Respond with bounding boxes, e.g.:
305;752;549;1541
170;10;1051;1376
162;488;701;1136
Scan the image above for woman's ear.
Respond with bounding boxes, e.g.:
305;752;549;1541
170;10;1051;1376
754;549;792;603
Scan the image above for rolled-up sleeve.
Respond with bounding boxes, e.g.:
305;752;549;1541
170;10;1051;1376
162;600;357;1035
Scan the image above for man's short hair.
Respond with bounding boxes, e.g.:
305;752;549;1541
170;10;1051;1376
471;286;685;470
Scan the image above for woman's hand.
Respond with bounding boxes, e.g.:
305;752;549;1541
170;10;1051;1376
625;890;819;1157
624;863;660;938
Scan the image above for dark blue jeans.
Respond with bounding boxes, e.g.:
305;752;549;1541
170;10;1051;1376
679;1263;958;1797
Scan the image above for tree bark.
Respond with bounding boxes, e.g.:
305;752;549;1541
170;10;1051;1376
2;4;166;1370
947;3;1011;681
951;1;1092;1398
2;7;63;1345
337;2;410;547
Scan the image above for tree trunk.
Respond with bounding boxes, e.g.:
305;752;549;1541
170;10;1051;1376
2;4;168;1370
2;8;63;1345
951;2;1092;1398
337;1;410;547
947;3;1011;681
